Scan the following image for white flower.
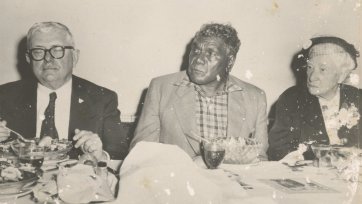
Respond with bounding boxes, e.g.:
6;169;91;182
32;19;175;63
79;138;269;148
327;103;361;130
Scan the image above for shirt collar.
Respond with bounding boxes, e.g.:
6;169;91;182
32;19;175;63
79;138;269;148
174;75;243;93
37;78;73;96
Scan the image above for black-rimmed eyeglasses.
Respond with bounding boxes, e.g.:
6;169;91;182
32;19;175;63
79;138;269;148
27;46;74;61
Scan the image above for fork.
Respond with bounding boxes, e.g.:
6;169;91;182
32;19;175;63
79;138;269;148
3;126;34;143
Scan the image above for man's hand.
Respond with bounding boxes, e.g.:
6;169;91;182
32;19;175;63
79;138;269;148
73;129;104;161
0;121;10;142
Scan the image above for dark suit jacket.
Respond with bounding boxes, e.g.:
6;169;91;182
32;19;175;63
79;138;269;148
0;75;128;159
267;84;362;161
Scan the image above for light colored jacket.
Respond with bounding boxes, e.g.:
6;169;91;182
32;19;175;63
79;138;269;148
131;71;268;158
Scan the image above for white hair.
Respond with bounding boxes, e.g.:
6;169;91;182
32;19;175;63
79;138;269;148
27;22;75;49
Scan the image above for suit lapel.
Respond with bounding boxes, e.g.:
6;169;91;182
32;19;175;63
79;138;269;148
227;91;246;138
68;76;95;140
17;81;37;139
173;83;199;152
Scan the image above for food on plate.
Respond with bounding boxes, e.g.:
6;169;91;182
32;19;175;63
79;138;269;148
11;139;72;161
0;158;39;195
38;137;69;152
0;159;23;182
1;166;23;182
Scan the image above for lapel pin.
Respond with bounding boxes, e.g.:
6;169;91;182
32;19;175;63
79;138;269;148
78;98;84;104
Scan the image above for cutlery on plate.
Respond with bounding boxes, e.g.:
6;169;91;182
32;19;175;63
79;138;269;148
2;126;34;143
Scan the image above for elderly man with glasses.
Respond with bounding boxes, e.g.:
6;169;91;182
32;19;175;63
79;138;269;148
0;22;128;160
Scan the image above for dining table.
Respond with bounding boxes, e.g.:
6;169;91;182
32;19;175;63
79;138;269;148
111;158;361;204
2;156;361;204
216;161;361;204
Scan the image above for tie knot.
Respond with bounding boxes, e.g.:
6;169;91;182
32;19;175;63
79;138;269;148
49;92;57;101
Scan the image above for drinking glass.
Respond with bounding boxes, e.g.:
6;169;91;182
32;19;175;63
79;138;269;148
201;140;225;169
18;143;44;169
311;144;331;167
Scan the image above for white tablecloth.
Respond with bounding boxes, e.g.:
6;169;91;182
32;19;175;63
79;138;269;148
218;161;361;204
8;159;362;203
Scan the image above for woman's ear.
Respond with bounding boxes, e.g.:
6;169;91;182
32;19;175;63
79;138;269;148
338;68;352;84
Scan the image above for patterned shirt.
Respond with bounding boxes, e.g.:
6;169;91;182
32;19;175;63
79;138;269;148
175;76;242;141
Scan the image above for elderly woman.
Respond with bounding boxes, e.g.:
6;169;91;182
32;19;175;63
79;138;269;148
268;36;361;161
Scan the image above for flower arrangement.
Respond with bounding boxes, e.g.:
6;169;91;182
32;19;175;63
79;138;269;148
324;103;360;130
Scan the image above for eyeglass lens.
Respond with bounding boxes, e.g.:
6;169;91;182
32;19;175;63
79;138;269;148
30;46;73;61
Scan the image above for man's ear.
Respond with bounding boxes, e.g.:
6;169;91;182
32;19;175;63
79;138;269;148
226;55;235;72
25;52;30;64
72;49;80;68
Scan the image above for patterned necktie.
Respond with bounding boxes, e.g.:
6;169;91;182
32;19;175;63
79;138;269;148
40;92;59;139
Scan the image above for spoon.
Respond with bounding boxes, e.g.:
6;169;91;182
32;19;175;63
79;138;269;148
189;131;211;143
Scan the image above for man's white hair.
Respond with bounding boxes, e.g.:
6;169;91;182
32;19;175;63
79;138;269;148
27;22;75;49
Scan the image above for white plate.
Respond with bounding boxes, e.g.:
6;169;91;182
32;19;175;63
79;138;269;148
42;156;69;166
0;181;37;197
0;188;33;198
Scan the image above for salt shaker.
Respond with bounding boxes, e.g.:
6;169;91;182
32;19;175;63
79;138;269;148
96;161;108;179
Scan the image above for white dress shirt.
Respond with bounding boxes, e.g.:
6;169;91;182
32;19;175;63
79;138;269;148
36;79;72;140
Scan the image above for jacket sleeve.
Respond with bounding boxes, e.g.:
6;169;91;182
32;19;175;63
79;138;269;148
254;90;268;160
358;89;362;148
267;91;300;161
101;91;129;160
130;79;161;150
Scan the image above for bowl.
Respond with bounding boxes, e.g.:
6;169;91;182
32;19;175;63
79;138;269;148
222;137;261;164
11;139;72;161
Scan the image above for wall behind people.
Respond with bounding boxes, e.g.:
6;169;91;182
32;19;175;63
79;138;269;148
0;0;360;122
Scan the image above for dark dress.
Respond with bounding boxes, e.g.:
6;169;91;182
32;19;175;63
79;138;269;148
267;84;361;161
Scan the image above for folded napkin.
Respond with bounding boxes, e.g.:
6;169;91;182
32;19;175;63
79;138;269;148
115;142;226;204
279;144;307;166
57;164;115;204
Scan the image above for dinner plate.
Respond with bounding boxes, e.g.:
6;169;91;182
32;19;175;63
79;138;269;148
0;171;39;196
42;156;69;166
11;139;72;161
0;183;35;198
